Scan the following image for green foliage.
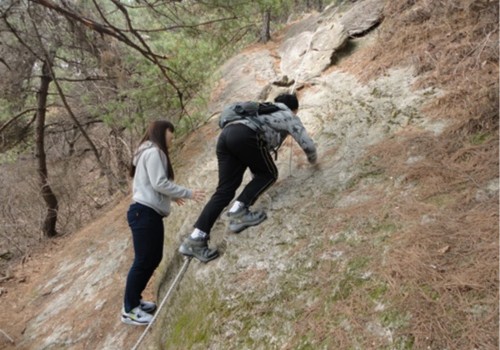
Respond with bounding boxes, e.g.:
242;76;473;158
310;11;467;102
379;308;411;330
470;131;492;145
1;0;318;141
82;0;286;135
0;148;22;164
164;286;223;349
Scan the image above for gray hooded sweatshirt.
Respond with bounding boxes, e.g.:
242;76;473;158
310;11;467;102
229;102;317;163
132;141;192;217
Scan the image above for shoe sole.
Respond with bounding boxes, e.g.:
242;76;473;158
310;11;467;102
121;315;150;326
229;214;267;233
178;244;193;257
123;305;156;314
178;244;219;263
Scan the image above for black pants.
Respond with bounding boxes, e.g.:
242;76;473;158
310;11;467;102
194;123;278;235
124;202;164;312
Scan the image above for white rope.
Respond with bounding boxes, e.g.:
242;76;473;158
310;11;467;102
0;328;14;344
130;257;192;350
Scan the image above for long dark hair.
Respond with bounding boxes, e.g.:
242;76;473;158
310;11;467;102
129;120;175;180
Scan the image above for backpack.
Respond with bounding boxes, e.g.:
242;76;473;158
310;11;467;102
219;101;284;159
218;101;281;130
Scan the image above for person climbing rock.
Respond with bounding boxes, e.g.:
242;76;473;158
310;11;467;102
179;93;317;263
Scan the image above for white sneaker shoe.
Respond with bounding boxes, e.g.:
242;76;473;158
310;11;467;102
121;306;153;326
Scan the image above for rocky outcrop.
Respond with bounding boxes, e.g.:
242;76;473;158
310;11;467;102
340;0;385;37
279;0;385;81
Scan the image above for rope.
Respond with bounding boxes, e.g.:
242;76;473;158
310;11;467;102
0;328;14;344
130;257;192;350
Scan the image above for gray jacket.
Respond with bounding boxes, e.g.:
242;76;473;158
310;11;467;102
131;141;192;216
228;102;317;163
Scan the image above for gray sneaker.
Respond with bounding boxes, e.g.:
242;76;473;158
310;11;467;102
179;237;219;263
228;207;267;233
139;300;156;313
121;306;153;326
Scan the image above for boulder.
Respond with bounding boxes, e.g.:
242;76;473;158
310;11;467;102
340;0;385;36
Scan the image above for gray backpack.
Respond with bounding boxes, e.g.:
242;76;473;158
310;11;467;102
218;101;281;130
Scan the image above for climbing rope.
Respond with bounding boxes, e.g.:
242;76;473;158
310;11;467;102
130;257;192;350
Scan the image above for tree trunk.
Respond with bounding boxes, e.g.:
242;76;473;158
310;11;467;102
110;127;129;189
316;0;324;12
259;9;271;43
50;73;117;194
35;59;59;237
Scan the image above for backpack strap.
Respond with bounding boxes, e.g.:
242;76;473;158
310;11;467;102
240;102;282;159
219;102;282;158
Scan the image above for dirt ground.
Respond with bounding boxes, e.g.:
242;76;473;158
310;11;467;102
0;197;152;349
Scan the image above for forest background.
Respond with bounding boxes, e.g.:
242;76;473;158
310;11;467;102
0;0;320;257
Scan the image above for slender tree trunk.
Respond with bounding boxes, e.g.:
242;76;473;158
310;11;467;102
316;0;324;12
35;59;58;237
110;127;129;189
50;72;116;194
259;9;271;43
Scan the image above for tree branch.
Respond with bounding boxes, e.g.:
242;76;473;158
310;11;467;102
0;108;37;134
0;57;12;70
29;0;189;117
29;0;169;62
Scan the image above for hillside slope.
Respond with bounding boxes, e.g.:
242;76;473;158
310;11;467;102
1;1;498;349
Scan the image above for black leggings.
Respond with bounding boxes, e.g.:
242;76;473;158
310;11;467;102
194;124;278;234
124;202;164;312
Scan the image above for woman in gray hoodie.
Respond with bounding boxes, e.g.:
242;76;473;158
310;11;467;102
122;120;205;326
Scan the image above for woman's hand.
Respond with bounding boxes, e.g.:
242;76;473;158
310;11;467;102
191;189;206;202
174;190;205;206
174;198;186;206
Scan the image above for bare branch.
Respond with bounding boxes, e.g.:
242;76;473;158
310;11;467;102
2;15;43;60
50;76;115;82
28;0;168;61
0;57;12;70
0;108;37;134
29;0;189;117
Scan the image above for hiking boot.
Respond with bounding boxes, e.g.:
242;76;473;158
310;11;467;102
121;306;153;326
178;236;219;263
228;207;267;233
140;300;156;313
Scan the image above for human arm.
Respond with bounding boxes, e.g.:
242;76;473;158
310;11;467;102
144;148;193;198
174;189;205;206
264;110;318;164
288;118;318;164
